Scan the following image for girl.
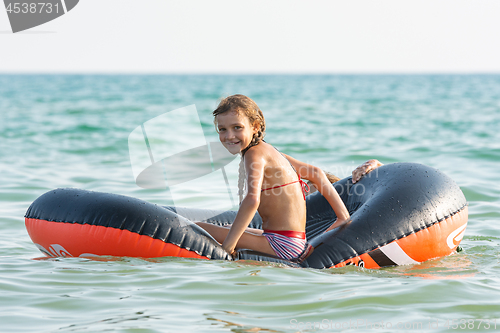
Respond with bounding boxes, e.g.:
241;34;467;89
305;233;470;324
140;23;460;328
196;94;351;260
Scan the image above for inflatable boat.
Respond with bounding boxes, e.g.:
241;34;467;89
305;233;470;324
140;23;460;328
25;163;468;269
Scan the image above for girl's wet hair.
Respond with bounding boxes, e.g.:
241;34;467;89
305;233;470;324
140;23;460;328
213;94;266;155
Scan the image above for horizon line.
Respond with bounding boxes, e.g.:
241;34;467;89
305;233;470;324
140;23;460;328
1;71;500;76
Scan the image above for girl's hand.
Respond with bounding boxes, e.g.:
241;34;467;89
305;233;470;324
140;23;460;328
352;159;383;184
324;217;351;233
222;243;236;256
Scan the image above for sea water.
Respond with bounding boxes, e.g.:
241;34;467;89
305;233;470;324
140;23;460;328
0;74;499;332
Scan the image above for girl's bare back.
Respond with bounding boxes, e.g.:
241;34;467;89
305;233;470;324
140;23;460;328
249;142;307;232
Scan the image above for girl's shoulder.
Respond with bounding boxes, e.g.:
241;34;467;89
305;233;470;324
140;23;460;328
245;142;279;161
245;143;292;173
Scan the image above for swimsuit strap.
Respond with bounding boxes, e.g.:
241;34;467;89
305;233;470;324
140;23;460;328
260;146;310;200
297;173;310;200
261;180;300;192
260;176;310;200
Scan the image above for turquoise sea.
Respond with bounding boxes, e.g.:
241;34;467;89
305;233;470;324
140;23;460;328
1;74;499;332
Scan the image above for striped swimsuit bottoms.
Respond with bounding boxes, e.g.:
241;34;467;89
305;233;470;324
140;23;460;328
262;229;307;260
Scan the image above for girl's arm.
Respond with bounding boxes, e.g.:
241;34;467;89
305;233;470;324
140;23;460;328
221;150;265;254
283;154;351;232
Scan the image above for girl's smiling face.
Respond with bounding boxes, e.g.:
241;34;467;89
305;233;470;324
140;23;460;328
216;111;258;155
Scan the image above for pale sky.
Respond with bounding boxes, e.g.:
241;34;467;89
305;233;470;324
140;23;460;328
1;0;500;73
